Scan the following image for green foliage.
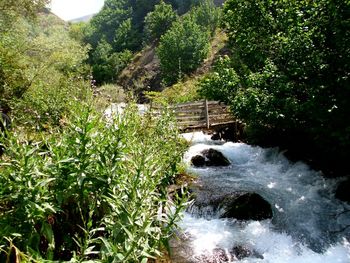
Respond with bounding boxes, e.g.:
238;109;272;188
91;39;132;83
199;56;240;103
166;0;201;15
0;0;49;29
157;15;210;85
190;0;221;35
204;0;350;169
87;0;132;50
0;105;188;262
87;0;159;52
84;0;164;83
147;77;202;104
69;22;91;43
144;0;178;43
0;11;91;130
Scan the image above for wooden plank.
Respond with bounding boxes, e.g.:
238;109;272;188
210;121;236;126
208;110;228;115
175;108;204;114
178;121;207;127
174;101;205;108
206;100;221;105
210;118;236;124
210;115;235;120
204;100;210;129
176;115;205;121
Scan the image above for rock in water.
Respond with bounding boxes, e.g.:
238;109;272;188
195;248;229;263
230;245;264;260
191;155;206;167
202;148;230;166
335;178;350;203
220;193;273;220
191;148;230;167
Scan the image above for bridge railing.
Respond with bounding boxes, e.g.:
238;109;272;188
151;100;236;130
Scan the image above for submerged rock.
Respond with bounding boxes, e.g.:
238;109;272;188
231;245;264;260
191;148;230;167
335;178;350;203
191;155;206;167
195;248;229;263
220;193;273;220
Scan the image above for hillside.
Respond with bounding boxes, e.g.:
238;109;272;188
117;30;229;103
69;13;96;23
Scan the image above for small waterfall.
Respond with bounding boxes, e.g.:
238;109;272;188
171;132;350;263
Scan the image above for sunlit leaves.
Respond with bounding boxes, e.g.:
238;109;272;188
157;15;210;85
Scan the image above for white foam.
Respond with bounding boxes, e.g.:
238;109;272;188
177;137;350;262
181;131;214;144
179;213;350;263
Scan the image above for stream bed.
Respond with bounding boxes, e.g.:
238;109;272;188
170;132;350;263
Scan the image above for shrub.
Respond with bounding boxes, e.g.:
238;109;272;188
0;104;188;262
0;12;91;130
91;39;132;84
198;55;240;103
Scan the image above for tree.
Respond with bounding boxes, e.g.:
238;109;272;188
190;0;221;35
91;39;132;83
144;0;178;43
202;0;350;172
87;0;132;50
157;15;210;85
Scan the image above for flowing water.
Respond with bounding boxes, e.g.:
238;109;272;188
171;132;350;263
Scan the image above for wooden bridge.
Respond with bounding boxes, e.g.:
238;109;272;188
152;100;236;130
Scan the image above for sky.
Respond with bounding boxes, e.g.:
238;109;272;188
50;0;105;21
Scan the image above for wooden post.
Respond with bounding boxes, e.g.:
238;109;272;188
204;99;210;129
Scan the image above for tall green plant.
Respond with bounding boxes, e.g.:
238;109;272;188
0;104;188;262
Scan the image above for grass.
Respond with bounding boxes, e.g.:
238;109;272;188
0;103;189;262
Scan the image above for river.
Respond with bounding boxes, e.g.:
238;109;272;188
170;132;350;263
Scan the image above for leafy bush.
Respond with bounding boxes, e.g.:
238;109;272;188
91;39;132;84
201;0;350;171
144;0;178;43
190;0;221;35
157;15;210;85
0;11;91;130
198;56;240;103
0;104;188;262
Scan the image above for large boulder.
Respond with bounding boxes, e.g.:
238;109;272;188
191;148;230;167
191;155;206;167
220;193;273;220
188;189;273;221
